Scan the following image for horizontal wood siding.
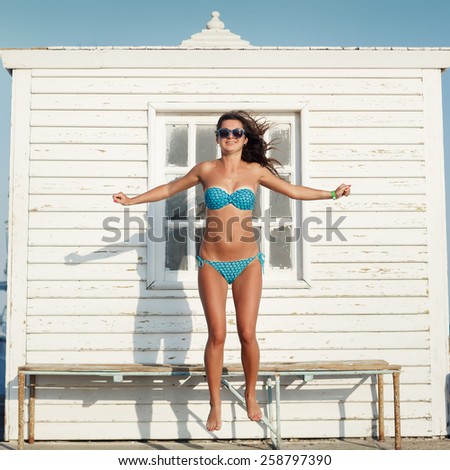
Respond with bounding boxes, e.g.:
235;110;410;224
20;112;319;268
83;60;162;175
22;63;432;440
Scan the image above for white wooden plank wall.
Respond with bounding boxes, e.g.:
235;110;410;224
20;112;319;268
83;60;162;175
25;67;430;440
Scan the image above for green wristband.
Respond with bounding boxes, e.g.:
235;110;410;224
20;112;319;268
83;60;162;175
331;190;337;200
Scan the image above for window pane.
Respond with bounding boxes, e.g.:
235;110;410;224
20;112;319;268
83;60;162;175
166;187;187;219
269;226;292;269
195;227;204;259
165;226;188;271
253;186;262;218
271;124;291;165
252;225;262;251
195;185;206;219
196;125;217;163
270;175;292;218
166;124;188;166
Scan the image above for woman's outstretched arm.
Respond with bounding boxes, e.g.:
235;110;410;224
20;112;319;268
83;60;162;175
259;167;351;200
113;164;202;206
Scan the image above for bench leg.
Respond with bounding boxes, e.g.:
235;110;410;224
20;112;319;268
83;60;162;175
393;372;401;450
221;377;278;444
29;375;36;444
275;374;281;450
266;377;276;449
18;372;25;450
377;374;385;442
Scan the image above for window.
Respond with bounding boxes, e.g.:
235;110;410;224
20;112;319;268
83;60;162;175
147;105;305;290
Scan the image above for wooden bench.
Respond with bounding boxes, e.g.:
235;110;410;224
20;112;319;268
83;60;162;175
17;360;401;450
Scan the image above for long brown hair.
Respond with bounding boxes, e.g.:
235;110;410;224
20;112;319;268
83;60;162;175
216;110;282;176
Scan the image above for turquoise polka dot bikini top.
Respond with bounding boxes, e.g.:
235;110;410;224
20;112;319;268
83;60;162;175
204;186;255;211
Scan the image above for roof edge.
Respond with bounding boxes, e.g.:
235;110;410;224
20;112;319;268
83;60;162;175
2;48;450;72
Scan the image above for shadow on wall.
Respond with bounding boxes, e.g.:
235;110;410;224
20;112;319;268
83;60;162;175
0;291;6;442
447;373;450;437
63;235;202;440
1;220;8;441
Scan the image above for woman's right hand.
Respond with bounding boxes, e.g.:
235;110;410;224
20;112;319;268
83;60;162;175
113;192;133;206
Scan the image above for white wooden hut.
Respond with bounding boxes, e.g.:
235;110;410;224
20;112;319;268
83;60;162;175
1;11;449;442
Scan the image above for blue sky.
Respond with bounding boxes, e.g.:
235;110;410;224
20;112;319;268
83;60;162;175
0;0;450;283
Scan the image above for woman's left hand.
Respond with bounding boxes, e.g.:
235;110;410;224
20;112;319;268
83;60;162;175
335;184;351;198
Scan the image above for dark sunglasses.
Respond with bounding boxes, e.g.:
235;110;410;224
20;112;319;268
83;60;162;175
216;128;246;139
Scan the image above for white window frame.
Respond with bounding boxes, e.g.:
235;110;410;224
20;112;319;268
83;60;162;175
146;102;311;291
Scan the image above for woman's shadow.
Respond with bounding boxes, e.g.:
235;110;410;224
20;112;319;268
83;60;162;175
64;226;206;444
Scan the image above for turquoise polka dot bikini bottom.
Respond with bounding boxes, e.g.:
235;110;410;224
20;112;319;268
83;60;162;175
197;252;265;284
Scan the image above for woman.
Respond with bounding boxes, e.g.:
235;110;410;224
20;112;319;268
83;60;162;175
113;110;351;432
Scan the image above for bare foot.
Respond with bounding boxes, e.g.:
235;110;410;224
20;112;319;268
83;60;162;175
245;394;262;421
206;403;222;431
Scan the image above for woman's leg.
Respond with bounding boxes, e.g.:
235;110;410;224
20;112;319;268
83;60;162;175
231;258;263;421
198;262;229;431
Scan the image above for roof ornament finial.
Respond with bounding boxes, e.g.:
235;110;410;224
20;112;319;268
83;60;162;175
207;11;225;30
180;11;252;48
